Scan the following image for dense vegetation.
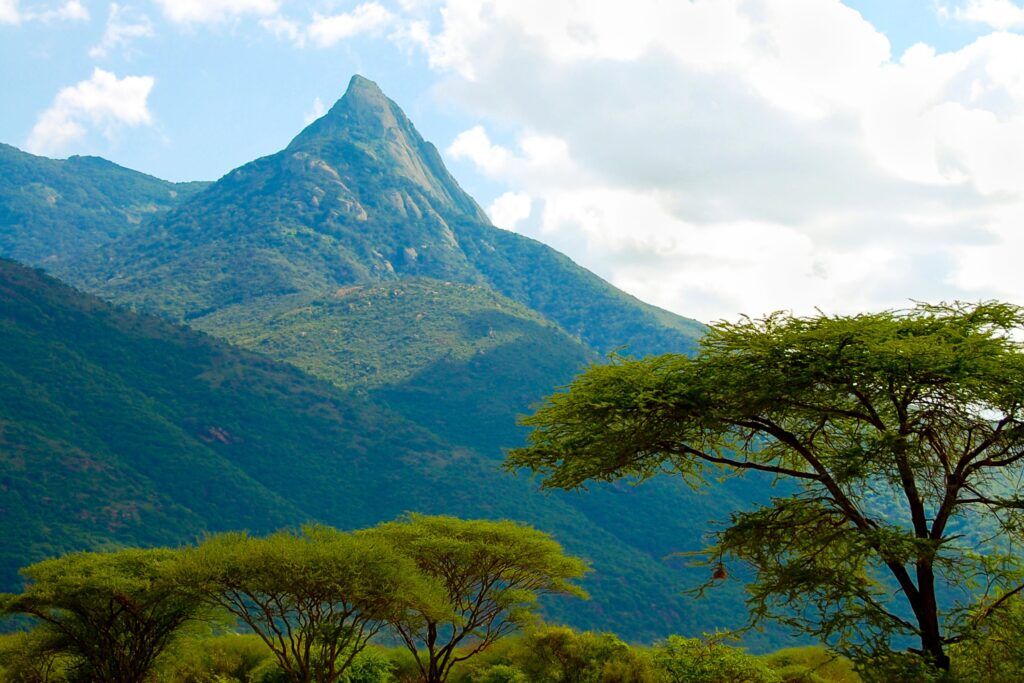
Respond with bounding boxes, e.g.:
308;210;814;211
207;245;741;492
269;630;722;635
0;143;206;266
0;258;763;642
0;519;872;683
3;527;1021;682
511;303;1024;676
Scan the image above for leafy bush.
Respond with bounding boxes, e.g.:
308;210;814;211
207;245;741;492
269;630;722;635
651;636;782;683
342;648;397;683
0;630;71;682
473;664;528;683
447;625;657;683
157;634;275;682
759;647;860;683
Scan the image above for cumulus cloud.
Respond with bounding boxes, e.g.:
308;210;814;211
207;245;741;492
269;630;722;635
154;0;278;24
308;2;394;47
392;0;1024;320
487;191;532;230
47;0;87;20
259;2;395;48
1;0;89;23
942;0;1024;29
26;68;155;156
89;3;154;58
0;0;20;24
259;14;302;43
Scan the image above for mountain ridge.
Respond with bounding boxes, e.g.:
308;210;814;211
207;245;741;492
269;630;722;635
0;143;208;266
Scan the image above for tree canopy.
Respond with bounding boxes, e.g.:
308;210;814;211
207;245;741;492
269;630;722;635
509;302;1024;673
0;548;206;683
363;515;588;683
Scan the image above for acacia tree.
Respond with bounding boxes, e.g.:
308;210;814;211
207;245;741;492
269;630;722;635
363;515;588;683
508;302;1024;673
178;527;444;683
0;548;207;683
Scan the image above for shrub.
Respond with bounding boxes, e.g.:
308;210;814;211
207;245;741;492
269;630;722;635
651;636;782;683
759;646;860;683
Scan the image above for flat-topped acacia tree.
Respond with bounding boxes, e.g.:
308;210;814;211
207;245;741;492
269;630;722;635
178;527;446;683
508;302;1024;673
0;549;207;683
363;515;588;683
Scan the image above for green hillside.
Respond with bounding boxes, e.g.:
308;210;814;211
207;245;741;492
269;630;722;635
0;143;207;266
0;259;772;643
193;279;595;449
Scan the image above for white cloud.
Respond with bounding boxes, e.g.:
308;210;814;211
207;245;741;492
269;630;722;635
26;68;155;156
154;0;278;24
488;191;532;230
943;0;1024;29
89;3;154;58
260;14;302;44
35;0;88;21
1;0;89;23
307;2;394;48
260;2;395;48
396;0;1024;320
0;0;20;24
304;96;326;124
448;125;512;175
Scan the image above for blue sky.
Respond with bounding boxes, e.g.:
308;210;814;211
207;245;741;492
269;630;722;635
4;0;1024;321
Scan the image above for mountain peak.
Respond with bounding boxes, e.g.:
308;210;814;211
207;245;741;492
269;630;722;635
290;74;401;147
344;74;386;101
286;74;489;223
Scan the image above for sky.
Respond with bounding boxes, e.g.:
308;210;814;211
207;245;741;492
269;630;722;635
3;0;1024;323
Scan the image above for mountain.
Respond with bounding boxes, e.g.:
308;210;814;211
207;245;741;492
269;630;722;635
0;77;780;643
0;143;207;266
68;76;702;358
63;75;703;456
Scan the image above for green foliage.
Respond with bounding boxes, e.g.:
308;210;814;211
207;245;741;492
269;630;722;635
0;630;71;682
177;527;446;683
194;279;594;451
340;648;397;683
758;646;860;683
949;596;1024;683
364;515;588;682
157;633;276;682
503;626;656;683
0;548;208;683
0;257;448;589
652;636;781;683
511;303;1024;671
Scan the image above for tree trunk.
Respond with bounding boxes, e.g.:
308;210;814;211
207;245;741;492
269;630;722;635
916;565;950;671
